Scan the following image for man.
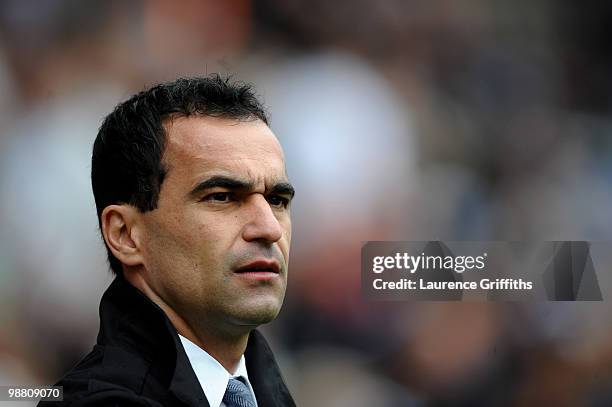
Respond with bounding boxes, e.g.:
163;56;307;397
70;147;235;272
39;75;296;406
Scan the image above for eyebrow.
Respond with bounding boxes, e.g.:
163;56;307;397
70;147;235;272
188;175;295;199
269;182;295;199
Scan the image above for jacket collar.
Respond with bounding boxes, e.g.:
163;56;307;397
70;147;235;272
97;276;294;407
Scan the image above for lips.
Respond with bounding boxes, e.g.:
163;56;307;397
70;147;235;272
234;259;281;274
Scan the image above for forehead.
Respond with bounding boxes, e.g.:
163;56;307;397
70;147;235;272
162;115;287;184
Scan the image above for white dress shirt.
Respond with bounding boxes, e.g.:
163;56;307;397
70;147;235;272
179;334;258;407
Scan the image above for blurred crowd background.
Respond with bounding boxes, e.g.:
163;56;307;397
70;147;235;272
1;1;612;406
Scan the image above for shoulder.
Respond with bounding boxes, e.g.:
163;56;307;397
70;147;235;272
38;345;169;407
38;389;163;407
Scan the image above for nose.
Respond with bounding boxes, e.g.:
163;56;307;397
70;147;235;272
241;194;283;244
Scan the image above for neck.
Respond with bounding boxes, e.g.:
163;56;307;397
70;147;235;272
172;313;250;374
123;269;250;373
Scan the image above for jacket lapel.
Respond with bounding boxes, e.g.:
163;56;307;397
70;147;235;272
245;330;296;407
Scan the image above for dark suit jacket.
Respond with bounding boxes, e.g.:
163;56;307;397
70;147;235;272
38;276;296;407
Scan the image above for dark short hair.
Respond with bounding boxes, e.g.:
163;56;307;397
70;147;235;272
92;75;269;275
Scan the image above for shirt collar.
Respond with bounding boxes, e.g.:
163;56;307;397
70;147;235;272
179;334;257;407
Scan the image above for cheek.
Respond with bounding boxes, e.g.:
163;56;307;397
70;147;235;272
143;213;204;267
143;222;188;274
285;218;292;241
187;214;241;260
280;219;292;259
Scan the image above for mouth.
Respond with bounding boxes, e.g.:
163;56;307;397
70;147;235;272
234;259;281;275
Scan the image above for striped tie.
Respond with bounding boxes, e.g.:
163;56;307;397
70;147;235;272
223;377;256;407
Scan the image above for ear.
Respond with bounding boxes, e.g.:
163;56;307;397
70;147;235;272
101;204;145;269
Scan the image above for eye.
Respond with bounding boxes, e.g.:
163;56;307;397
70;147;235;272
267;194;290;209
203;192;234;203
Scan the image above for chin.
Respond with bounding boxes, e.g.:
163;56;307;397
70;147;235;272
233;298;283;326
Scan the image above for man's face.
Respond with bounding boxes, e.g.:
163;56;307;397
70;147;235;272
138;116;293;334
